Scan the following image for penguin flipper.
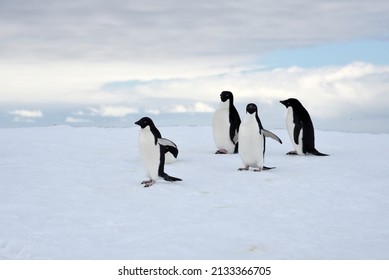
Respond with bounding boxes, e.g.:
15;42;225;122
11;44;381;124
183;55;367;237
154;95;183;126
158;145;182;182
158;137;177;148
229;125;239;144
262;129;282;144
232;131;239;144
158;138;179;158
293;122;302;145
229;106;241;143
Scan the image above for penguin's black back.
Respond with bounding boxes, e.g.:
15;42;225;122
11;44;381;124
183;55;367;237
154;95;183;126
229;104;241;140
221;91;241;145
291;100;315;153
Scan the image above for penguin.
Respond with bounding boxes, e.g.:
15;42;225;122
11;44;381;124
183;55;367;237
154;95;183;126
280;98;328;156
212;91;241;154
238;103;282;172
135;117;182;187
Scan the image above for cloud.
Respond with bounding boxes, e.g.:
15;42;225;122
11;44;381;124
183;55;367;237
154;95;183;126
9;110;43;118
193;102;215;113
1;1;388;130
107;62;389;120
65;117;90;124
1;1;388;108
170;102;215;114
87;106;139;118
1;0;388;64
145;109;160;115
2;62;389;127
8;109;44;123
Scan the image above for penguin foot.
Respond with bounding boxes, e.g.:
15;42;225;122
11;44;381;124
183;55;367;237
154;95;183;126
286;151;298;155
141;179;153;184
253;166;275;172
238;166;249;171
215;149;228;154
141;179;155;187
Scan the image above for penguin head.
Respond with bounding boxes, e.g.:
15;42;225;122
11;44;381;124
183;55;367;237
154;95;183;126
135;117;154;129
246;103;257;115
280;98;302;108
220;91;233;103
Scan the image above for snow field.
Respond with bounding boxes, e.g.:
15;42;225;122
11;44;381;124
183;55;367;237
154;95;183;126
0;126;388;259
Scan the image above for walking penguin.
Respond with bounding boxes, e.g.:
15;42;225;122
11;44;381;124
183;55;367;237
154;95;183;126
135;117;182;187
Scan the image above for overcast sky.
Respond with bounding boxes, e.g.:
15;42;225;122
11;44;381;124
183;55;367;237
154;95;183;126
1;0;389;131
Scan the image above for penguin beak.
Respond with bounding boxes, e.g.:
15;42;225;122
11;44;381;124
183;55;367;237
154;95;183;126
280;100;287;107
135;120;141;126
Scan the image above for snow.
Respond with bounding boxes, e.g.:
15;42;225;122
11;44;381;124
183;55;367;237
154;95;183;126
0;125;388;260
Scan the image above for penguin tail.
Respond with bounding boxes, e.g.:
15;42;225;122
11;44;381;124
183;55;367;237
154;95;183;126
309;149;329;156
262;166;276;170
161;173;183;182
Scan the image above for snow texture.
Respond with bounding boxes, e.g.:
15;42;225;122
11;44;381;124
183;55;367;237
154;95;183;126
0;126;388;259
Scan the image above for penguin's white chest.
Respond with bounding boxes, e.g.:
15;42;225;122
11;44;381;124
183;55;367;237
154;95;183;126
138;127;160;180
239;115;264;168
212;104;235;153
286;107;303;155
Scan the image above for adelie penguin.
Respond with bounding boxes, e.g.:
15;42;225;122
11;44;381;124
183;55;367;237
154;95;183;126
135;117;182;187
280;98;329;156
212;91;241;154
238;103;282;172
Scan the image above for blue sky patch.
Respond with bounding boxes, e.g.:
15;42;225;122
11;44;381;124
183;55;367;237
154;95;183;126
259;40;389;68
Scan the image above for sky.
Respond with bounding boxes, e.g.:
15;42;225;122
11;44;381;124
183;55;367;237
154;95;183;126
1;0;389;132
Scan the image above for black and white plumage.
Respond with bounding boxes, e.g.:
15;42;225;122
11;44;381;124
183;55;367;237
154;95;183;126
238;103;282;172
158;137;179;164
135;117;182;187
280;98;328;156
212;91;241;154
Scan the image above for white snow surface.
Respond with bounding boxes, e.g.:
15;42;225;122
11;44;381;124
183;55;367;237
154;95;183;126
0;126;388;260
